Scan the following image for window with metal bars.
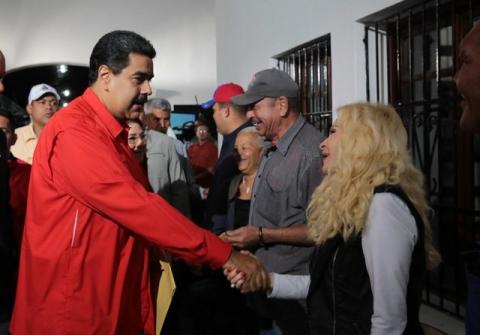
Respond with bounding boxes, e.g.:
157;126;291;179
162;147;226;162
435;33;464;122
359;0;480;319
273;34;332;136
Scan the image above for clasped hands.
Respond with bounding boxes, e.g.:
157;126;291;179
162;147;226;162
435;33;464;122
222;250;272;294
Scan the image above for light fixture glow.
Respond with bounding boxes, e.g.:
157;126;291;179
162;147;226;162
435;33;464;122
58;64;68;74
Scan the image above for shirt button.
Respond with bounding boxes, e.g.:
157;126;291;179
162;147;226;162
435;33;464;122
258;174;261;178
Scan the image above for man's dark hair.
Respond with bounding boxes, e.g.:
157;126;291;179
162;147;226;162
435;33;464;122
88;30;156;85
217;102;247;115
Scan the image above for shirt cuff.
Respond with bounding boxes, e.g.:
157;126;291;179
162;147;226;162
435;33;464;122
203;231;232;269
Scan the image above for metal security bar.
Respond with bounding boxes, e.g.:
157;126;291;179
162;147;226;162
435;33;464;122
359;0;480;319
274;34;332;137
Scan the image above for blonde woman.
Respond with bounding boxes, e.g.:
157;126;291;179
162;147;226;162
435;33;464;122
227;103;440;335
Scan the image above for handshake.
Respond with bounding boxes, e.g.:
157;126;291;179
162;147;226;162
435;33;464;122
222;250;273;294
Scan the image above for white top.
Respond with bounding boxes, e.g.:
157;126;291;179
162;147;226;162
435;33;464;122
269;193;418;335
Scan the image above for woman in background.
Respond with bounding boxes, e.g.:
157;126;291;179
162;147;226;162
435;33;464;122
127;119;146;164
225;127;265;232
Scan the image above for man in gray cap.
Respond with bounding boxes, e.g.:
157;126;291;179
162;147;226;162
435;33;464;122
222;68;323;334
11;83;60;164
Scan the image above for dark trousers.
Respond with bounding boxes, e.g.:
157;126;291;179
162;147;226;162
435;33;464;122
466;256;480;335
248;293;310;335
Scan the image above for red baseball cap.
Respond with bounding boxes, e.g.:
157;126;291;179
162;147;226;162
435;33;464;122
201;83;244;109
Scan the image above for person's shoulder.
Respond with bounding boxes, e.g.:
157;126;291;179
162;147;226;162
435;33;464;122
291;122;323;157
207;140;218;149
49;96;94;131
370;192;411;214
147;130;177;153
14;124;31;137
368;192;417;236
300;121;324;143
147;129;171;143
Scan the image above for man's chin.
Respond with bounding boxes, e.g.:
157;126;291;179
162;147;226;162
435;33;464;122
460;106;480;133
131;104;144;112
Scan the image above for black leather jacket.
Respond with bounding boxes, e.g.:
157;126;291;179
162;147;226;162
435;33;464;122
307;185;426;335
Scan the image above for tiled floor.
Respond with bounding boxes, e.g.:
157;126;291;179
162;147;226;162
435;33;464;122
420;304;465;335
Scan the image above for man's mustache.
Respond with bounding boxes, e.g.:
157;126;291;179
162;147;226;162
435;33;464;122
133;95;148;105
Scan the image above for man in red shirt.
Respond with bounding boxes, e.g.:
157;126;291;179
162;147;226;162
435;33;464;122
188;120;218;189
10;30;264;335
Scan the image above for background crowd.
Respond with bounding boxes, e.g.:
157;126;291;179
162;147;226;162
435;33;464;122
0;23;479;335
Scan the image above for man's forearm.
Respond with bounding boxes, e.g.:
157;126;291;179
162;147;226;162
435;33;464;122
262;224;314;246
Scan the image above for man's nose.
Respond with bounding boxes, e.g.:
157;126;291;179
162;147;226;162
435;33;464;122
246;110;255;119
453;70;459;87
141;81;152;96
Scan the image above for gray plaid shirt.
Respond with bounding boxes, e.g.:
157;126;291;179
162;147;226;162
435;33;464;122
249;115;324;275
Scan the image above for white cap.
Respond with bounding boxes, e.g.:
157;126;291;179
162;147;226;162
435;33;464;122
28;83;60;104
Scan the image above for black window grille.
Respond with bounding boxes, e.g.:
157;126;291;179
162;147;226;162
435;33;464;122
360;0;480;318
274;34;332;136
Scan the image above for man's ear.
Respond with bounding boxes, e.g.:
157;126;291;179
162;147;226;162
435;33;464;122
278;96;289;117
26;104;33;115
224;105;231;118
97;65;112;91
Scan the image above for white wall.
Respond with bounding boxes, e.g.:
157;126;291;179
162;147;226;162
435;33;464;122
0;0;217;104
215;0;401;112
0;0;405;108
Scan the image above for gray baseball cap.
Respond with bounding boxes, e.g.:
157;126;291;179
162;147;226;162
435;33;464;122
231;68;298;106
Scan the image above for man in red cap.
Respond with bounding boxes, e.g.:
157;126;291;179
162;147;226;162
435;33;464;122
202;83;250;233
173;83;253;335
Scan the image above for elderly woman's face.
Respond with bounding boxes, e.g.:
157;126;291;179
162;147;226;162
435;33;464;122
320;119;343;175
234;132;263;175
127;122;146;162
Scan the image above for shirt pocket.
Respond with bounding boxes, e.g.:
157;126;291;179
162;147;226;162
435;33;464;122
266;165;289;192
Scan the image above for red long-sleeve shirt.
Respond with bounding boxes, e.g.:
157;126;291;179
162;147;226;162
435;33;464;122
8;157;31;247
10;88;231;335
187;140;218;188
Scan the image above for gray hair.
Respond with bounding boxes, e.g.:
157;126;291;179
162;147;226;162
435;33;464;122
238;126;267;149
145;98;171;114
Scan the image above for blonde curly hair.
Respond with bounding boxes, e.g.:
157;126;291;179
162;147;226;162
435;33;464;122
307;102;440;270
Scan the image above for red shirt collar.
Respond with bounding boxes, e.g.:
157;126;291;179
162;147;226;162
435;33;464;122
82;88;126;139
